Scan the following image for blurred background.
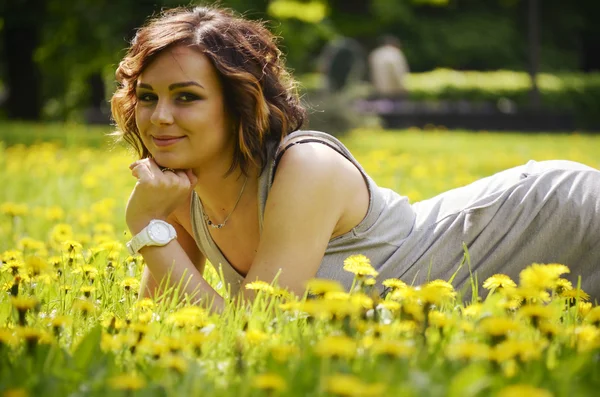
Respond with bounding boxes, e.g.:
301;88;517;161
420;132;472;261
1;0;599;135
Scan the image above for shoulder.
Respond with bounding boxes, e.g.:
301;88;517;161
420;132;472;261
275;135;349;182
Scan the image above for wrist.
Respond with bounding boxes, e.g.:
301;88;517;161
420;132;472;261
126;219;177;256
127;216;166;236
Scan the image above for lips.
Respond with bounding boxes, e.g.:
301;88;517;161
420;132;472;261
152;136;185;147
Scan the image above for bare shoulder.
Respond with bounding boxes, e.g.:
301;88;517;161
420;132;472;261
275;137;354;182
272;137;369;238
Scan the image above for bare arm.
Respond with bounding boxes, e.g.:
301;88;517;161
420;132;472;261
139;212;206;300
127;160;222;311
241;142;366;298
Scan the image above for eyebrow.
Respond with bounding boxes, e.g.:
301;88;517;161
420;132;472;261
137;81;205;90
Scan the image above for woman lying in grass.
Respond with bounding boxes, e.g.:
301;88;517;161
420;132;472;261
111;5;600;311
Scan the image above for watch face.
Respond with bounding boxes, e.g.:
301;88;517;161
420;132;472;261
148;222;172;244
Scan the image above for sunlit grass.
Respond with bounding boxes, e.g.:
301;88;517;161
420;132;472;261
0;124;599;396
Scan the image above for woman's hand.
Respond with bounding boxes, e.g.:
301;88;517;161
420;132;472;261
126;158;198;234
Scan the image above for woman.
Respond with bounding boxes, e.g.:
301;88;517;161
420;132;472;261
111;6;600;311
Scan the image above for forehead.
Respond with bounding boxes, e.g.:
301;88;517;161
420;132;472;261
138;45;219;87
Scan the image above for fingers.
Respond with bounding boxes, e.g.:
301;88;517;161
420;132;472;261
129;158;197;189
185;169;198;186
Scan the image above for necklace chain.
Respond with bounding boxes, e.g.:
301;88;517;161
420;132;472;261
201;176;248;229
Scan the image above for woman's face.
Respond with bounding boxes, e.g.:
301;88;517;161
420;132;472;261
135;45;233;173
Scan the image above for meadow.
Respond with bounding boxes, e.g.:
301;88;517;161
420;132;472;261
0;124;599;396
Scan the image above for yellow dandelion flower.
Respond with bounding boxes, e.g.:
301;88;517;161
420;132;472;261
79;285;96;298
137;311;153;324
584;306;600;326
559;288;590;302
50;223;73;244
0;202;29;217
428;310;455;328
572;325;600;345
306;278;344;295
508;286;551;303
492;339;547;362
323;373;364;396
121;277;140;292
351;293;374;310
461;303;483;318
138;340;169;358
269;343;300;362
402;301;425;323
61;240;83;253
17;237;46;253
101;334;124;352
251;373;287;393
391;320;419;336
388;285;418;301
538;321;561;339
343;254;378;277
578;302;592;318
244;329;270;345
520;263;569;291
370;340;415;358
378;300;401;312
160;354;188;374
184;333;216;355
483;274;516;291
0;328;17;346
108;373;146;391
553;278;572;294
323;374;385;397
24;256;50;277
479;317;521;337
446;342;491;361
324;291;351;301
382;278;407;290
245;280;275;294
496;384;553;397
416;282;456;306
518;304;555;322
16;327;53;346
11;296;39;311
50;315;72;330
72;299;96;315
2;249;23;263
166;306;208;328
135;298;155;311
314;335;357;359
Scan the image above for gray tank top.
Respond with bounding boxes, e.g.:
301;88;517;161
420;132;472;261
191;131;600;299
190;130;416;295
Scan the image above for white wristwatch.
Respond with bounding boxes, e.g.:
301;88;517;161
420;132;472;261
126;219;177;256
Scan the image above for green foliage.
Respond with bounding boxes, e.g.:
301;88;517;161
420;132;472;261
404;69;600;127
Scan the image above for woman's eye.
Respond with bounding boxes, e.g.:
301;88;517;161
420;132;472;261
177;93;200;102
136;93;156;102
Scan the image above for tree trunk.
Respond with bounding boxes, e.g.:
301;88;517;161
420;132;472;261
3;0;44;120
527;0;541;110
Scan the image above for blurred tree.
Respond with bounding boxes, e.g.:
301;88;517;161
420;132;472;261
1;0;45;120
0;0;597;121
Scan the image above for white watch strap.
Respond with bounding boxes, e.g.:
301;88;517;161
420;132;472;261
127;229;150;256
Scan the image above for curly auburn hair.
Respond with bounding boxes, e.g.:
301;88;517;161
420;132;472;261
110;5;306;174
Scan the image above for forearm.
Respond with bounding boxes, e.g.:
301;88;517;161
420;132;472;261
139;241;225;312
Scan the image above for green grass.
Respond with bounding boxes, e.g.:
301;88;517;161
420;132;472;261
0;123;599;396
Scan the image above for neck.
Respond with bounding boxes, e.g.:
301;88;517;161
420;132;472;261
193;164;258;220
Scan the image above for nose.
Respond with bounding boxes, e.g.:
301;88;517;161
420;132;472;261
150;100;174;126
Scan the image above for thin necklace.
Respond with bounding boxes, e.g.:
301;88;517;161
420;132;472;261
201;176;248;229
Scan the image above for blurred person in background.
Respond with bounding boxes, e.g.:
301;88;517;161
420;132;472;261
368;35;410;97
111;6;600;312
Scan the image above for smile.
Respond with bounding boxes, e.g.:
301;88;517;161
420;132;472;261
152;136;185;147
